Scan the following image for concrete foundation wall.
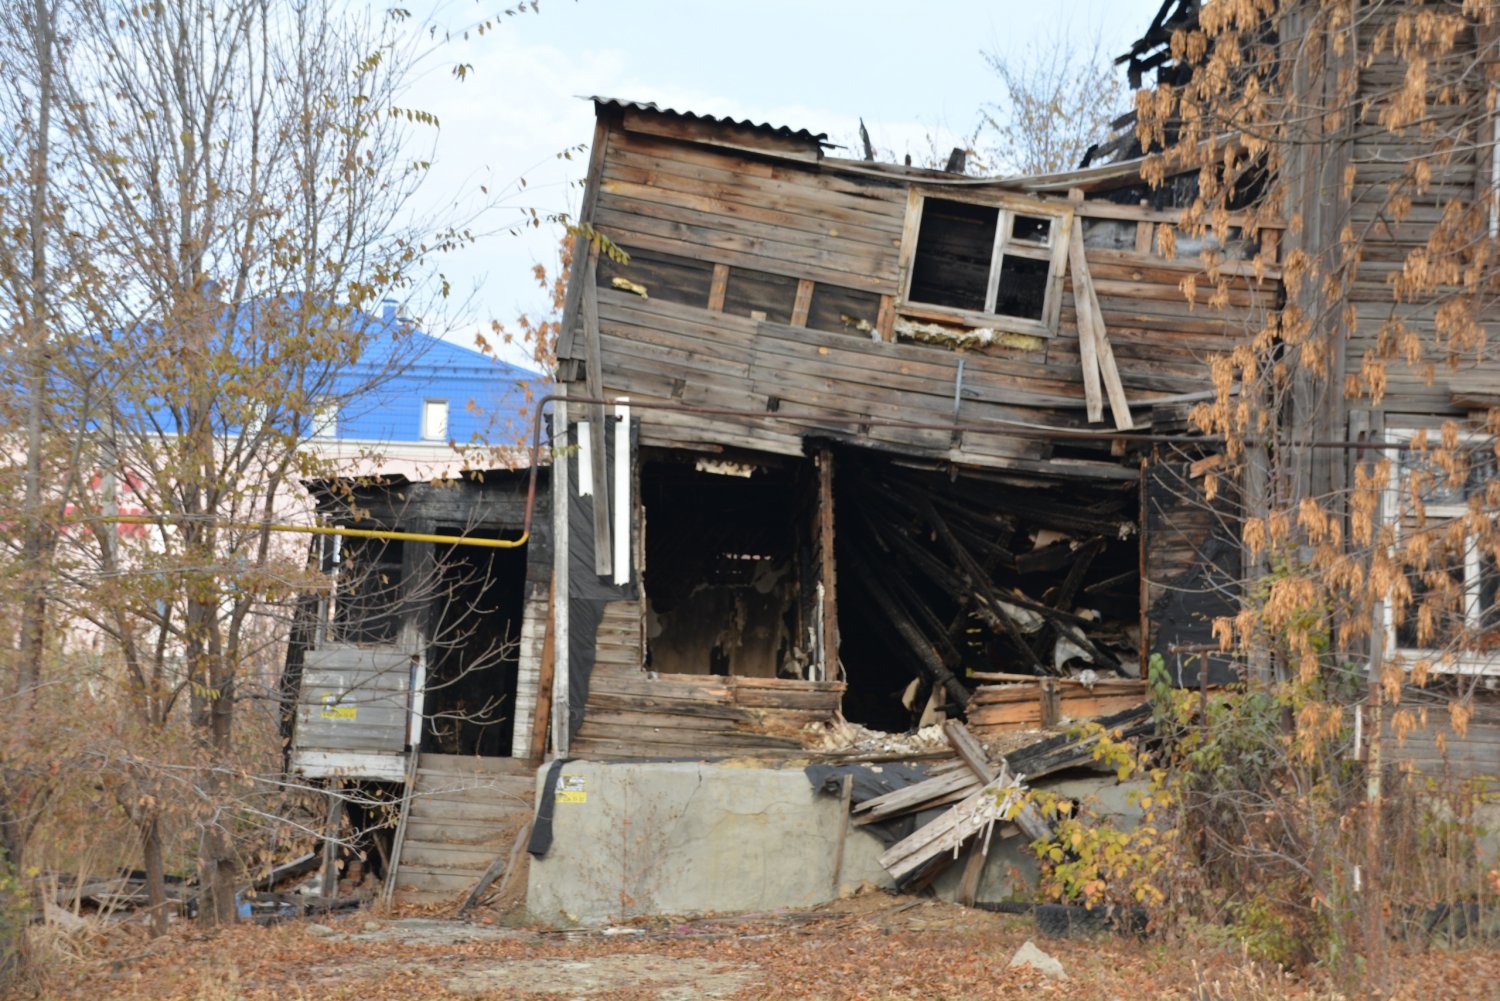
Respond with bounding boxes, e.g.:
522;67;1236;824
526;760;893;926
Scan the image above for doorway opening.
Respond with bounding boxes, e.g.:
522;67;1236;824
640;454;814;678
422;530;529;756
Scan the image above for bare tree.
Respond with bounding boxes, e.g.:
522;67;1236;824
974;32;1125;176
0;0;458;929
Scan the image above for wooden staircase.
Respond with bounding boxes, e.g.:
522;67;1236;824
391;753;537;906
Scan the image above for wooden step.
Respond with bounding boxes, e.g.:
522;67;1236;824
398;842;505;870
415;753;536;777
391;751;534;905
403;820;515;847
409;783;534;810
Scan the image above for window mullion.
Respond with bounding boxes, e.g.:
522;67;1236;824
984;210;1008;315
1466;530;1483;628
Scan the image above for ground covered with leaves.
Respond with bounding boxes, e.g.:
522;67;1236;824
26;893;1500;1001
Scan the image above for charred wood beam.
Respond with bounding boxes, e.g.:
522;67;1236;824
913;495;1049;675
1049;538;1105;611
1014;543;1081;576
1084;569;1136;595
882;560;967;672
847;548;970;708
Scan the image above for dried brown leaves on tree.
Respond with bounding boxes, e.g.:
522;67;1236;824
1127;0;1500;985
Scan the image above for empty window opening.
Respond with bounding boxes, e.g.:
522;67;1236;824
908;198;997;311
641;456;811;679
332;537;404;644
422;530;529;756
904;196;1065;329
996;255;1050;320
1385;436;1500;659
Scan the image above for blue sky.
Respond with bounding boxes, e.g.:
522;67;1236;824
403;0;1165;369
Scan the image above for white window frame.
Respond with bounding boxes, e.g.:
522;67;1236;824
1380;428;1499;676
421;398;449;442
897;189;1073;338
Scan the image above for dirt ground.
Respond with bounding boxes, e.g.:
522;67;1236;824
27;891;1500;1001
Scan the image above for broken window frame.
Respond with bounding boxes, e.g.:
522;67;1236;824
897;189;1073;338
1379;427;1500;676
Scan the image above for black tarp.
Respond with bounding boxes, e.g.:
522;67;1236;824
804;761;932;847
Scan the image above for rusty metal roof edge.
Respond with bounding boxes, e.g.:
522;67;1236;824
586;95;830;145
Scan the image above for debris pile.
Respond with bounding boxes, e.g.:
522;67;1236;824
821;707;1154;903
836;457;1144;738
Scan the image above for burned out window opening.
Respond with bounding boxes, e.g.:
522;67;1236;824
331;536;405;644
900;193;1071;338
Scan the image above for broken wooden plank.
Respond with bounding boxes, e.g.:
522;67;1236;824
1002;702;1154;782
943;720;1051;843
942;719;996;784
1067;214;1105;422
853;767;979;822
878;772;1026;882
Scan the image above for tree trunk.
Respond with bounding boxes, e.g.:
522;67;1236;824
141;813;169;937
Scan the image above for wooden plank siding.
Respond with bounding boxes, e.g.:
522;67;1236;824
1343;11;1494;422
562;116;1281;478
1384;710;1500;782
571;663;845;760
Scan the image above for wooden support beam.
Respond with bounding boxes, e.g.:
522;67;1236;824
707;263;729;311
1039;677;1062;728
320;787;344;898
528;584;557;761
876;294;896;340
580;270;612;578
792;278;815;327
831;773;854;891
1134;201;1154;254
1067;216;1133;430
1050;537;1104;611
1067;213;1104;423
816;449;838;682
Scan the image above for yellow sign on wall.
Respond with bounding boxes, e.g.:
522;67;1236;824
319;693;356;720
555;774;586;803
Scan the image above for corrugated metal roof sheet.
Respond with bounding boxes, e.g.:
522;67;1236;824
588;96;829;144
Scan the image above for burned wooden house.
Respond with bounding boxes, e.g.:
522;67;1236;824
269;2;1500;921
537;95;1283;763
